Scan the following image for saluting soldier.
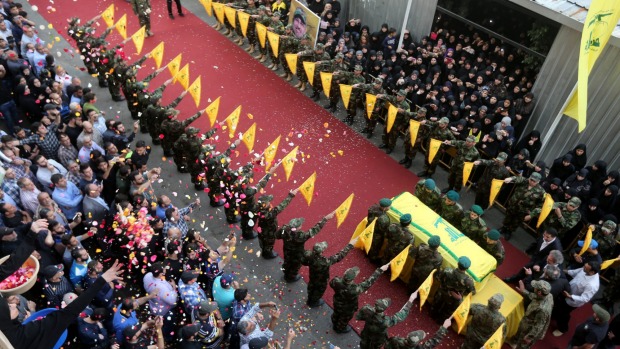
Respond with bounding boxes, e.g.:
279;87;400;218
144;90;188;145
330;64;365;124
354;77;386;138
295;43;330;92
376;90;410;154
160;109;205;157
442;136;480;193
356;292;417;349
399;107;428;169
417;117;456;178
255;189;298;259
238;166;277;240
526;196;582;244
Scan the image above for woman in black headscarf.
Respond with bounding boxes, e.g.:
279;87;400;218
586;160;608;198
568;144;587;171
598;185;619;216
512;130;542;159
14;84;43;122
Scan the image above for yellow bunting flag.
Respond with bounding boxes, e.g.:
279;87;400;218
167;54;183;78
578;226;593;256
453;293;472;334
114;14;127;40
386;103;398;133
335;193;354;228
298;172;317;206
340;84;352;109
281;146;299;181
601;257;620;270
427;138;442;164
303;61;316;86
390;245;411;281
255;22;267;48
320;72;333;98
351;217;369;246
204;97;221;127
358;219;376;253
263;135;281;170
212;2;225;23
409;120;420;147
224;6;236;28
366;94;377;119
101;4;115;28
462;162;474;188
267;31;280;57
237;11;250;37
489;179;504;207
483;324;504;349
285;53;298;75
150;42;164;69
536;194;554;228
174;64;190;90
198;0;213;17
418;269;436;310
241;123;257;152
131;26;146;55
187;76;201;107
224;106;242;138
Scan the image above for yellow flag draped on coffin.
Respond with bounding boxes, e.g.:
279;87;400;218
335;193;354;228
267;31;280;57
489;179;504;207
224;106;242;138
114;14;127;40
285;53;298;75
483;324;504;349
418;269;436;310
320;72;332;98
462;162;474;188
365;94;377;119
241;123;257;152
281;146;299;181
101;4;115;28
427;138;442;164
303;61;316;85
237;11;250;37
150;42;164;69
340;84;352;109
263;135;281;170
212;2;225;23
199;0;213;17
204;97;221;127
578;226;593;256
224;6;236;28
453;293;472;334
131;26;146;55
187;76;202;107
167;54;183;78
390;245;410;281
536;194;554;228
386;103;398;133
298;172;317;206
255;22;267;48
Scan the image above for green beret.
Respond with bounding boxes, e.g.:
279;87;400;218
379;198;392;208
496;152;508;162
406;330;427;345
529;172;542;181
354;65;363;71
424;179;436;190
428;235;441;248
400;213;412;225
288;217;305;229
593;304;611;323
439;117;450;124
471;205;483;215
313;241;328;254
343;266;360;282
375;298;391;312
568;197;581;207
458;256;471;269
446;190;460;202
397;89;407;97
486;229;500;241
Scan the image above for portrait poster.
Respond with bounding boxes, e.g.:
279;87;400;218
288;0;320;48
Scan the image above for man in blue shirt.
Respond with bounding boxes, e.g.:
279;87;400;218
212;273;237;321
50;174;83;219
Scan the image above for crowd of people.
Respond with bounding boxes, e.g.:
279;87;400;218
0;0;619;348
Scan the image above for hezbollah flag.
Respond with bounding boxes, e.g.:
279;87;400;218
335;193;354;228
101;4;115;28
489;179;504;207
409;120;421;148
150;42;164;69
418;269;436;310
212;2;225;23
358;219;376;253
366;94;377;119
351;217;369;249
174;64;190;90
303;61;316;86
224;6;236;28
241;123;257;152
462;162;474;188
205;97;221;127
578;226;593;256
340;84;352;109
536;194;554;228
267;31;280;57
390;245;411;281
188;76;202;107
320;72;333;98
386;103;398;133
285;53;298;75
299;172;317;206
453;293;472;334
199;0;213;17
263;135;281;170
167;54;183;78
563;1;620;132
114;14;127;40
602;257;620;270
483;324;504;349
224;106;242;138
237;11;250;37
256;22;267;48
281;146;299;181
131;26;146;55
427;138;442;164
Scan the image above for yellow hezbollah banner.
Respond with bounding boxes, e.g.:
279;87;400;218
366;94;377;119
427;138;442;164
205;96;221;127
263;135;281;170
255;22;267;48
409;120;420;147
340;84;352;109
359;218;376;253
131;26;146;55
578;226;593;256
224;105;242;138
187;76;201;107
483;324;504;349
335;193;354;228
320;72;333;98
390;245;410;281
285;53;297;75
536;194;554;228
281;146;299;181
198;0;213;17
386;103;398;133
167;54;183;78
101;4;115;28
453;293;472;334
212;2;225;23
224;6;236;28
237;11;250;37
298;172;317;206
174;64;190;90
602;257;620;270
489;179;504;208
351;217;369;246
267;31;280;57
303;61;316;86
241;123;257;152
462;162;474;188
150;42;164;69
114;14;127;40
418;269;436;310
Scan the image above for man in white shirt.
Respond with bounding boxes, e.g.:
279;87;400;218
17;177;40;214
34;155;67;190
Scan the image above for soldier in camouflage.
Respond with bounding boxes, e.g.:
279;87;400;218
400;107;428;169
385;318;452;349
96;47;126;101
481;230;505;265
277;25;302;81
500;172;545;240
417;117;455;178
473;152;510;209
407;235;443;292
307;46;337;101
321;54;350;113
356;292;417;349
437;190;464;230
265;11;285;71
256;189;298;259
237;165;278;240
276;211;336;282
67;16;113;87
414;179;441;212
135;78;173;132
251;6;272;63
144;90;188;145
239;1;260;53
443;136;480;192
330;264;389;333
526;196;582;244
460;205;486;245
592;220;618;260
172;133;190;172
366;198;392;264
509;280;553;349
461;293;506;349
295;43;330;92
161;109;205;157
382;214;414;265
430;256;476;323
336;65;366;125
130;0;153;36
183;127;213;190
204;142;239;206
376;90;411;154
123;67;166;121
353;77;386;138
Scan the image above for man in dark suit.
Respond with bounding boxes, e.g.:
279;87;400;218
504;228;563;283
82;183;109;227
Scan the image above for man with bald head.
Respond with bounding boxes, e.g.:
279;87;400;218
78;135;105;164
82;183;109;226
77;121;103;149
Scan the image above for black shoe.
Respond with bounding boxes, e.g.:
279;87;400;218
366;131;373;139
262;251;279;259
152;139;161;145
404;160;412;169
399;158;408;164
113;95;126;102
334;325;352;334
242;231;257;240
385;148;393;154
307;299;325;308
178;12;185;17
285;275;301;283
503;276;517;284
169;13;175;19
417;171;428;177
378;144;387;149
194;183;205;190
99;81;109;88
312;93;320;101
323;103;332;109
345;116;353;124
227;216;241;224
177;166;188;173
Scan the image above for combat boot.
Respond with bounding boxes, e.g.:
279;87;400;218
262;250;278;259
194;182;205;191
311;91;320;101
299;82;307;91
259;55;267;63
404;159;413;168
246;45;254;53
271;64;279;71
279;72;287;78
399;157;409;164
345;114;353;124
267;63;275;69
286;73;293;81
293;81;302;88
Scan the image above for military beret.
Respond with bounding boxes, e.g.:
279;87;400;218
568;197;582;207
438;117;450;124
375;298;391;312
397;89;407;97
466;135;476;142
315;43;325;50
186;127;200;135
313;241;328;253
379;198;392;208
486;229;500;241
288;217;305;229
424;179;436;190
406;330;426;345
471;205;483;215
458;256;471;269
373;78;383;84
343;266;360;282
529;172;542;181
446;190;460;202
593;304;611;323
335;52;344;59
354;65;363;71
603;220;617;231
496;152;508;162
258;194;273;204
488;293;504;309
531;280;551;295
428;235;441;248
400;213;412;225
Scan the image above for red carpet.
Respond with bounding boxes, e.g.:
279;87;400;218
32;1;591;347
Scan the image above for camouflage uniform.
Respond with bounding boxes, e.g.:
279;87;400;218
67;18;111;86
124;68;161;120
278;30;301;78
144;92;186;145
382;222;414;265
136;81;168;132
385;327;448;349
160;111;204;157
238;172;273;240
184;128;211;190
302;242;354;306
296;46;330;91
438;200;464;230
277;216;329;281
330;267;383;333
474;157;510;209
502;175;545;238
337;69;366;124
419;119;455;177
481;231;505;265
446;139;480;191
592;221;618;260
356;80;386;138
97;48;124;101
461;296;506;349
205;145;235;203
401;108;428;168
130;0;152;34
460;211;487;245
509;281;553;349
380;93;410;154
366;204;391;264
430;266;476;322
407;242;443;292
256;192;296;258
414;179;442;211
530;201;581;239
172;134;190;172
356;298;413;349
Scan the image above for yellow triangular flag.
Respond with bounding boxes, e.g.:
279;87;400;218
267;31;280;57
340;84;352;109
187;76;201;107
489;179;504;208
335;193;354;228
390;245;411;281
418;269;437;310
174;64;190;90
212;2;225;23
167;53;183;78
386;103;398;133
483;324;504;349
114;14;127;40
453;293;472;334
578;226;593;256
281;146;299;181
237;11;250;37
359;219;376;253
150;42;165;69
263;135;281;171
320;72;333;98
131;26;146;55
303;61;316;86
601;258;619;270
298;172;317;206
564;89;579;120
256;22;267;48
409;120;420;148
351;217;369;246
428;138;442;164
204;97;221;127
101;4;115;28
366;93;377;119
198;0;213;17
462;162;474;188
241;123;257;152
536;194;554;228
224;105;242;138
224;6;237;28
285;53;298;75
